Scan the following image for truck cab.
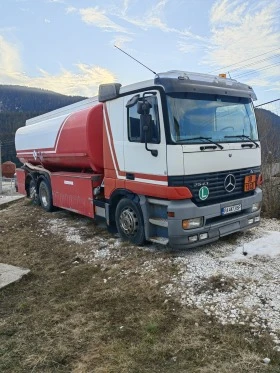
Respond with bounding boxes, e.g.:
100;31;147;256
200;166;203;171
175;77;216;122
101;71;262;248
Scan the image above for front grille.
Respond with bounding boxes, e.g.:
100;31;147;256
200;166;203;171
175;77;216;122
168;167;260;205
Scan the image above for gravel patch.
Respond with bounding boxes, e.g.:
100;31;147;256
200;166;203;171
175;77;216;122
164;219;280;350
43;218;91;244
44;217;123;262
44;213;280;349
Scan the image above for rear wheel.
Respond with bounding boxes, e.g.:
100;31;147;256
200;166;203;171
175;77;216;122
39;180;53;212
115;198;145;245
28;178;39;204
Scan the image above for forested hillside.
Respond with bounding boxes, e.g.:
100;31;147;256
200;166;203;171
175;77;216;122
0;85;85;165
0;85;85;112
255;108;280;161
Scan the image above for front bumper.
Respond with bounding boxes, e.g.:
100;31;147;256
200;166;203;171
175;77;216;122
167;188;262;249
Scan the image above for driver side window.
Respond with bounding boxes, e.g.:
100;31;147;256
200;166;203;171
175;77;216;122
127;95;160;143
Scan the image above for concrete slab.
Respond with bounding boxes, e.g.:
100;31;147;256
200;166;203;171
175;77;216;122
0;195;25;206
0;263;30;290
0;179;25;206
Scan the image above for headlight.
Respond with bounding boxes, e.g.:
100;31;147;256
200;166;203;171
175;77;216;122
182;217;203;230
252;202;261;212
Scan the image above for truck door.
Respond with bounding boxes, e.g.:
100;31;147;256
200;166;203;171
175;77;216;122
123;90;167;184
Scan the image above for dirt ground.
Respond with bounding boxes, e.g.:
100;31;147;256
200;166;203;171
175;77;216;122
0;199;279;372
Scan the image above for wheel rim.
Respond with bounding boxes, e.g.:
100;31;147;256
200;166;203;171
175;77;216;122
119;207;138;236
41;187;48;207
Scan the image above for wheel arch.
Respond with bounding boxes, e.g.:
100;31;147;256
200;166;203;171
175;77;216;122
23;166;51;197
37;173;51;188
108;189;139;226
114;195;146;245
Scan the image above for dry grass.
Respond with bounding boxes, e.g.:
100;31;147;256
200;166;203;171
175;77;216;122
194;274;238;294
262;178;280;218
0;200;279;372
261;158;280;218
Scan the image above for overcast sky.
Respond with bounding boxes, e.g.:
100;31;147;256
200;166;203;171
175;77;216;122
0;0;279;105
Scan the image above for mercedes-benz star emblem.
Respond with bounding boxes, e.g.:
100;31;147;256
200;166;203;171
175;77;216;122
224;174;236;193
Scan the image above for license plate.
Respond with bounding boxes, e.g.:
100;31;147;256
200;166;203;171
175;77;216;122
221;204;242;215
244;174;257;191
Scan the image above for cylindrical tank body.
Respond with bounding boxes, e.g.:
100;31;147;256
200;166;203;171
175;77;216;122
15;99;104;172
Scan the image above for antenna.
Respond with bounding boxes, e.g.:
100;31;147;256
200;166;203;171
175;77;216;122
114;45;157;75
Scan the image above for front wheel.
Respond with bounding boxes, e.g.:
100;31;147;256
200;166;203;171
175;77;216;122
115;198;145;245
39;180;53;212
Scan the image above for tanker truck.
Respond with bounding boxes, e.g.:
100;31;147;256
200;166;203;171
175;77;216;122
15;71;262;249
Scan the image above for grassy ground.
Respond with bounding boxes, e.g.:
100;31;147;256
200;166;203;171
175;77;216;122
0;200;279;372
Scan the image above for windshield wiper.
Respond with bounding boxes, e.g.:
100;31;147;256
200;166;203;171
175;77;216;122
177;136;224;150
224;135;259;148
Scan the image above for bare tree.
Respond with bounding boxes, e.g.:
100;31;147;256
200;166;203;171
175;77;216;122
255;103;280;218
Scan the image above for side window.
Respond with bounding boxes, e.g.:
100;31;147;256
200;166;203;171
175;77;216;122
127;95;160;143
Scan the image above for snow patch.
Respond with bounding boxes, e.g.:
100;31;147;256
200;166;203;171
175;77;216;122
225;231;280;260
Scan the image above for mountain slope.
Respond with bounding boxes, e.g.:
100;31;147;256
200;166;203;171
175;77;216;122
255;108;280;161
0;85;86;166
0;85;85;113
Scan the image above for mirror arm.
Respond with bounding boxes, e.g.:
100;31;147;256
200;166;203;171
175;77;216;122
144;132;158;157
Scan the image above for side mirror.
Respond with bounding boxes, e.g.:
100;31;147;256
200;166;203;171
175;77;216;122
140;113;152;142
140;113;158;157
98;83;122;102
126;94;140;108
137;100;152;115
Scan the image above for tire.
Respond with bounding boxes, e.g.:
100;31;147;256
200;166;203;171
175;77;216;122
28;178;39;205
115;198;146;245
39;180;53;212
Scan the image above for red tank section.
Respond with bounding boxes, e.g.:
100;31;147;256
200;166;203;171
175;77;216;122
18;103;104;173
49;103;104;172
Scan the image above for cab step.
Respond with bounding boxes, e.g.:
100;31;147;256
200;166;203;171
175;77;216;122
149;217;168;227
149;236;169;245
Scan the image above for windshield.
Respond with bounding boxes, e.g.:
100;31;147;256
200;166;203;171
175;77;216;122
166;92;258;144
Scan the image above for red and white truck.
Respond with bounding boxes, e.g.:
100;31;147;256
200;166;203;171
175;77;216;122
15;71;262;249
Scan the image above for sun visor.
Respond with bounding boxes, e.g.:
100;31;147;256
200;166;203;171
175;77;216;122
154;71;257;101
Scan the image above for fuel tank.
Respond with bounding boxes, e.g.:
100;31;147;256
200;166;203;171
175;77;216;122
15;98;104;172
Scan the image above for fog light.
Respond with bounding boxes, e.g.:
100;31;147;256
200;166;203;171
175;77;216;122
252;202;261;212
248;218;254;224
182;217;203;230
189;235;198;242
255;216;260;222
199;233;208;240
